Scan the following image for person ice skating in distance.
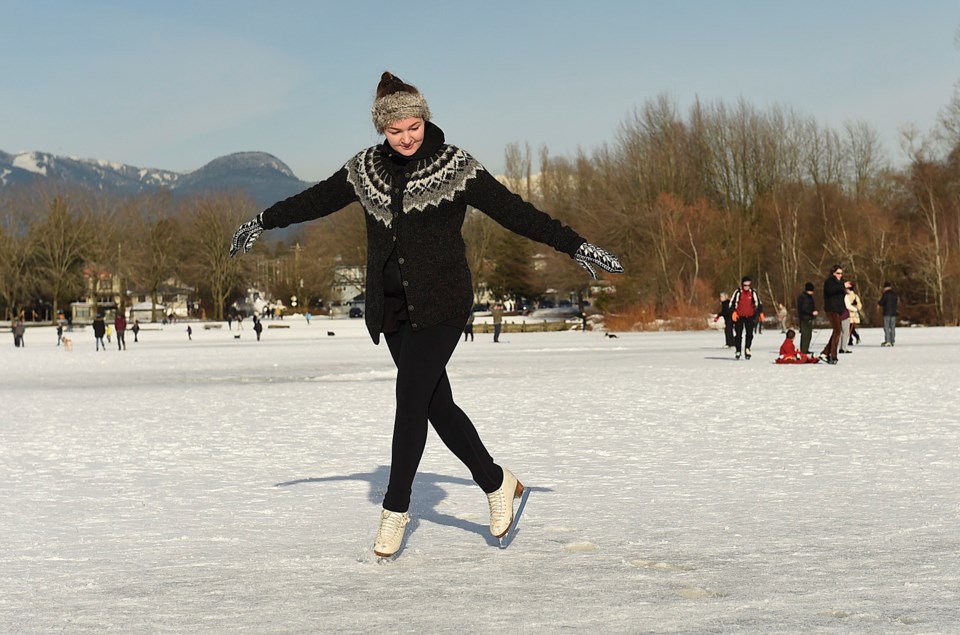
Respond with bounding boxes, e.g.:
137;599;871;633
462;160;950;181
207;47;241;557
729;276;761;359
819;264;846;364
713;292;735;348
93;314;107;351
878;281;898;346
845;281;862;346
230;71;623;558
796;282;818;355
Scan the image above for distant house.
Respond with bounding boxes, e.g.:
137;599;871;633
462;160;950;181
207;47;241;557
71;266;122;324
127;278;196;322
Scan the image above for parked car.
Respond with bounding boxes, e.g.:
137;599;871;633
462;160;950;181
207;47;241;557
349;307;364;318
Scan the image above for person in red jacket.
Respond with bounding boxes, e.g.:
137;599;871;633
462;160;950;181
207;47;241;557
777;328;818;364
114;312;127;351
728;276;763;359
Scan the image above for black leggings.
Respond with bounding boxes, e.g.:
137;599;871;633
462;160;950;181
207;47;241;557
382;322;502;512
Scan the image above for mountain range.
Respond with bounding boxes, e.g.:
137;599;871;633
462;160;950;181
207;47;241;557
0;149;314;209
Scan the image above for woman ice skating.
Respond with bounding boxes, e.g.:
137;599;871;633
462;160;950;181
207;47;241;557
230;72;623;558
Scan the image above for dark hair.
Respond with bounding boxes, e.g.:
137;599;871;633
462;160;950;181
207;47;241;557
786;328;796;339
804;282;815;292
830;264;843;274
741;275;752;284
376;71;421;100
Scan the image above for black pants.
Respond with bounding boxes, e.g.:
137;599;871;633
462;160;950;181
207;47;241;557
723;319;735;346
799;319;814;354
383;322;502;513
734;316;756;352
117;331;126;350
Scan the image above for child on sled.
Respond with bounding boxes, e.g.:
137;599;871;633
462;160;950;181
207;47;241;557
777;329;819;364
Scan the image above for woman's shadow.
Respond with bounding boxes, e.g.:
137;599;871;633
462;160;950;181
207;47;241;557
276;466;547;551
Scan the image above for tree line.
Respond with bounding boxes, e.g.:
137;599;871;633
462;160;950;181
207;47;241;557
2;92;959;326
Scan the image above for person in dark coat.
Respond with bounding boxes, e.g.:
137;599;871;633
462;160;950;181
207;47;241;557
114;313;127;351
253;317;263;341
878;281;899;346
796;282;818;355
92;314;107;351
229;71;623;558
713;292;735;348
819;265;846;364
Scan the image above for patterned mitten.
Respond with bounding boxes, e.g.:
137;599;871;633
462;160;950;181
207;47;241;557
229;213;264;257
574;242;624;280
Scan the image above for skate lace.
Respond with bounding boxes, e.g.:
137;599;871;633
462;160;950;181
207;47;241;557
376;511;408;543
487;488;507;520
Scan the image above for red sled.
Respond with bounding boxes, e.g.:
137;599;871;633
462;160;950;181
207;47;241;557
776;356;819;364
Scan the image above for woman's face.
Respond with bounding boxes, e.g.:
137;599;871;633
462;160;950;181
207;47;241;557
384;117;425;156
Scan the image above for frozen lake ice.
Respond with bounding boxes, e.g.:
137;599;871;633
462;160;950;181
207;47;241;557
2;318;958;633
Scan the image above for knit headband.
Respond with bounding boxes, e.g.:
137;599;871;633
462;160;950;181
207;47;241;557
371;91;432;133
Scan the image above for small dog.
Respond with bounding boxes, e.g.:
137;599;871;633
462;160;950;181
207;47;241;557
62;337;73;351
604;332;619;339
327;331;335;336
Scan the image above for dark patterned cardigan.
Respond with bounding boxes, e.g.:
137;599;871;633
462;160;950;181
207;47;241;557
259;143;586;344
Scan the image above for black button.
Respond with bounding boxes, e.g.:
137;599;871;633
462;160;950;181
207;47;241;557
402;280;409;287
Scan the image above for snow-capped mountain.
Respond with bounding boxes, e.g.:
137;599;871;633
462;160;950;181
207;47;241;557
0;149;313;208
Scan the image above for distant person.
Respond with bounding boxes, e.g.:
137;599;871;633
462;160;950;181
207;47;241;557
878;281;898;346
132;319;141;342
13;319;25;347
729;276;762;360
305;311;312;325
776;328;818;364
776;302;788;333
93;314;107;351
838;281;853;355
228;70;623;558
114;313;127;350
105;323;113;344
713;292;735;348
463;311;474;342
56;322;64;346
254;317;263;341
819;264;845;364
187;325;193;340
845;281;863;346
227;313;234;330
491;304;504;343
796;282;818;355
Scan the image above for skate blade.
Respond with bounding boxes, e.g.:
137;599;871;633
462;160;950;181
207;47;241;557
492;481;525;540
498;486;531;549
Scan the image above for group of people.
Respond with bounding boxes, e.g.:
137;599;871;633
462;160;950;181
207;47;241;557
717;268;900;365
90;314;138;350
795;267;898;364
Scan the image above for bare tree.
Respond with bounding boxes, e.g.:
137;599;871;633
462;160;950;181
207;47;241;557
29;193;92;322
125;191;183;322
182;194;255;321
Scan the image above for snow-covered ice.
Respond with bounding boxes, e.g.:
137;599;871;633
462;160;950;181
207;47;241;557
2;318;958;633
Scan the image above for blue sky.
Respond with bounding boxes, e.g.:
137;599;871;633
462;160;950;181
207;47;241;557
2;1;958;181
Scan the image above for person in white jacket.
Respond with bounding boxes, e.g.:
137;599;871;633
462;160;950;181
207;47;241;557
845;282;863;346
